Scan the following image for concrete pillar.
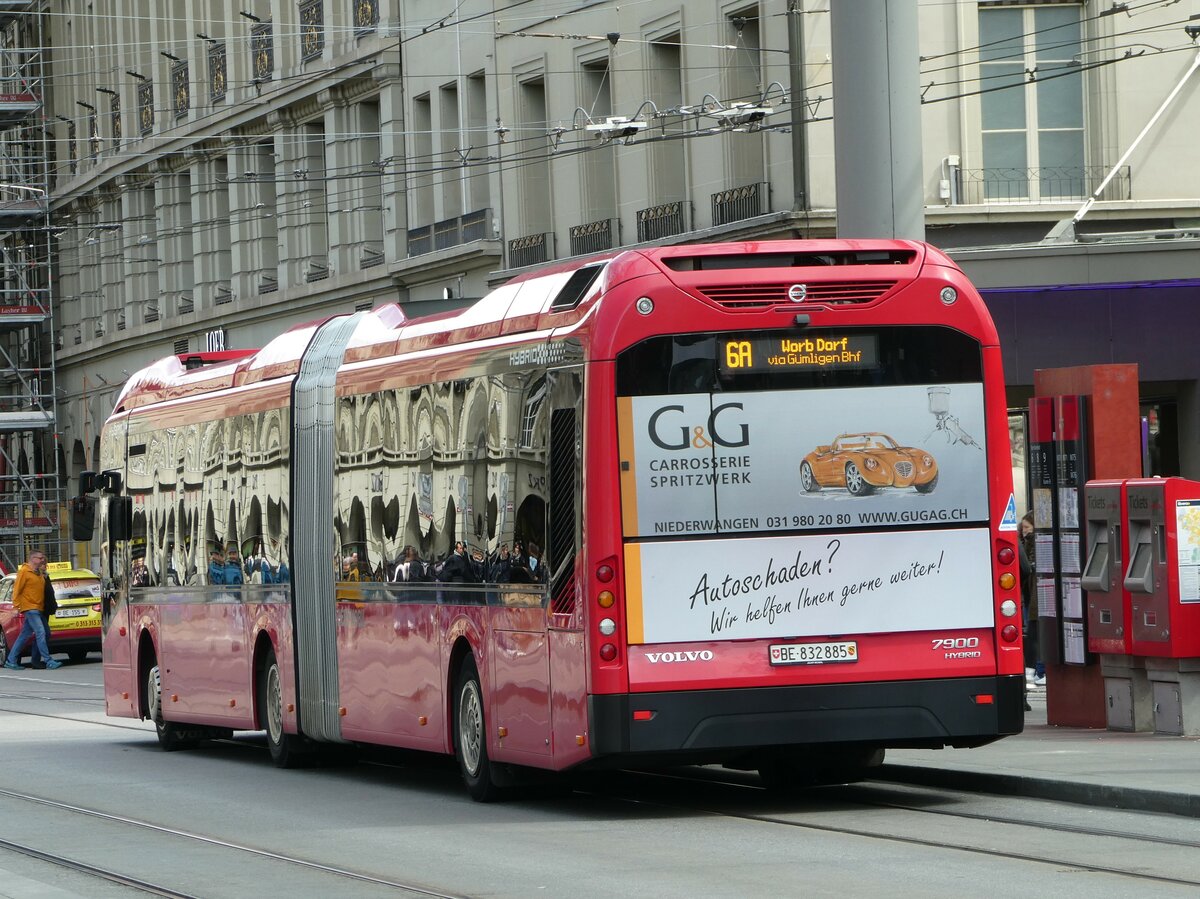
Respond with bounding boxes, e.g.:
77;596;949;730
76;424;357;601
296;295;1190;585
327;101;357;278
272;120;307;291
830;0;924;240
227;143;258;304
376;71;406;263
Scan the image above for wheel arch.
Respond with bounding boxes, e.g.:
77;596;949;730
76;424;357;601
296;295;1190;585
446;634;478;746
135;628;158;720
252;630;277;730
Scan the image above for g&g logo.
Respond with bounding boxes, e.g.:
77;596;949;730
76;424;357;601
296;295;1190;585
648;403;749;450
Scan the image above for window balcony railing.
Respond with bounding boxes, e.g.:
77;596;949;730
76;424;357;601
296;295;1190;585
636;200;691;243
954;165;1131;205
408;208;493;258
360;244;385;268
569;218;618;256
305;260;330;283
711;181;769;227
508;231;554;269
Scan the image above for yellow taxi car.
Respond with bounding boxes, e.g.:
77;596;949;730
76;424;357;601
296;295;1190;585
0;561;102;666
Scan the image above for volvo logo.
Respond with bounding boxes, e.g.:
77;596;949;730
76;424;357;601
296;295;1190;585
644;650;714;663
787;283;808;302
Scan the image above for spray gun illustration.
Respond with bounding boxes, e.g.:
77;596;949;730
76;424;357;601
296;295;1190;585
926;387;982;449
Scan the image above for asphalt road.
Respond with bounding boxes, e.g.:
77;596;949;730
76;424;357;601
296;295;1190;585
2;660;1199;898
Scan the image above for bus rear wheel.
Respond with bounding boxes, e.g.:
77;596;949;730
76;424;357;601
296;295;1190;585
147;663;199;752
758;746;885;792
259;647;312;768
454;655;504;802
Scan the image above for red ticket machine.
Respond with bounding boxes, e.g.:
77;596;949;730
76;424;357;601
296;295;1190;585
1125;478;1200;658
1083;479;1129;654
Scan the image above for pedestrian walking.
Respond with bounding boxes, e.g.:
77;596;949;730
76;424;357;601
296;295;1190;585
3;549;62;670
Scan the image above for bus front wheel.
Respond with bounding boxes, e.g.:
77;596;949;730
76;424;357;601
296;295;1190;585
454;655;504;802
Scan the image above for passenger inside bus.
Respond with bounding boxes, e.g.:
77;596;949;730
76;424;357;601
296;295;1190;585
207;547;225;584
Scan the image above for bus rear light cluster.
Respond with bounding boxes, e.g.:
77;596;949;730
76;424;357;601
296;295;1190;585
595;557;622;664
995;542;1017;592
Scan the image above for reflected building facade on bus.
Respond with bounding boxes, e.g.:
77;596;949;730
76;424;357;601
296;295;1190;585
118;405;292;589
333;365;574;582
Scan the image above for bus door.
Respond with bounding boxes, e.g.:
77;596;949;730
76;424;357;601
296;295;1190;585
490;367;582;759
545;369;587;760
98;416;136;715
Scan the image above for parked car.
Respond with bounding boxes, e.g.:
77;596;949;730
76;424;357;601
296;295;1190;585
800;432;938;496
0;562;102;665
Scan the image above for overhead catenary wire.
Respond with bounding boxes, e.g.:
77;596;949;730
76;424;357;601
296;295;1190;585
12;0;1195;243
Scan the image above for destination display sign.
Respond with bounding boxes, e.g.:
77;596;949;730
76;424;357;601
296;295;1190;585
719;333;879;373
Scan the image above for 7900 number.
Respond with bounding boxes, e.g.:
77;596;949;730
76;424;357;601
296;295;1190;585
931;637;980;650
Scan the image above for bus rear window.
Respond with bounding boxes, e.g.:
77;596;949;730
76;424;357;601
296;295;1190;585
616;326;983;396
615;324;990;540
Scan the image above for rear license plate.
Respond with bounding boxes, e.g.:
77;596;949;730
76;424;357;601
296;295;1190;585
769;641;858;666
54;608;88;618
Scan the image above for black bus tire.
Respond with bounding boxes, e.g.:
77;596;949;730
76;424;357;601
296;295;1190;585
147;662;199;752
454;655;504;802
259;647;313;768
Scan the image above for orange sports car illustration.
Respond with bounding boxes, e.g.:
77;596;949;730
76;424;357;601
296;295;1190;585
800;432;938;496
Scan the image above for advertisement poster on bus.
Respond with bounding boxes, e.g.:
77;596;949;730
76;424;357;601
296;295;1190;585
624;527;995;644
618;383;987;537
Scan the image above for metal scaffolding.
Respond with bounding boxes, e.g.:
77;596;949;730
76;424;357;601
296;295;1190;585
0;3;65;572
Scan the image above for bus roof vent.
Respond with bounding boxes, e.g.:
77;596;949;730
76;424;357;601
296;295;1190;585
549;264;605;312
663;250;916;272
697;280;898;309
178;349;256;370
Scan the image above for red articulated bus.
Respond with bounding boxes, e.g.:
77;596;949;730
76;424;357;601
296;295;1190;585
86;240;1024;800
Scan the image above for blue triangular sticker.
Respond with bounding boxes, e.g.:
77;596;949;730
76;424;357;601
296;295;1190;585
999;494;1018;531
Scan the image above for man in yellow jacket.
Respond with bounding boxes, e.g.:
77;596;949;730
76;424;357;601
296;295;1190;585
3;549;61;670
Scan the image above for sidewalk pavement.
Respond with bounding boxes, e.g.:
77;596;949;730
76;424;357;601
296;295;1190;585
878;687;1200;817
